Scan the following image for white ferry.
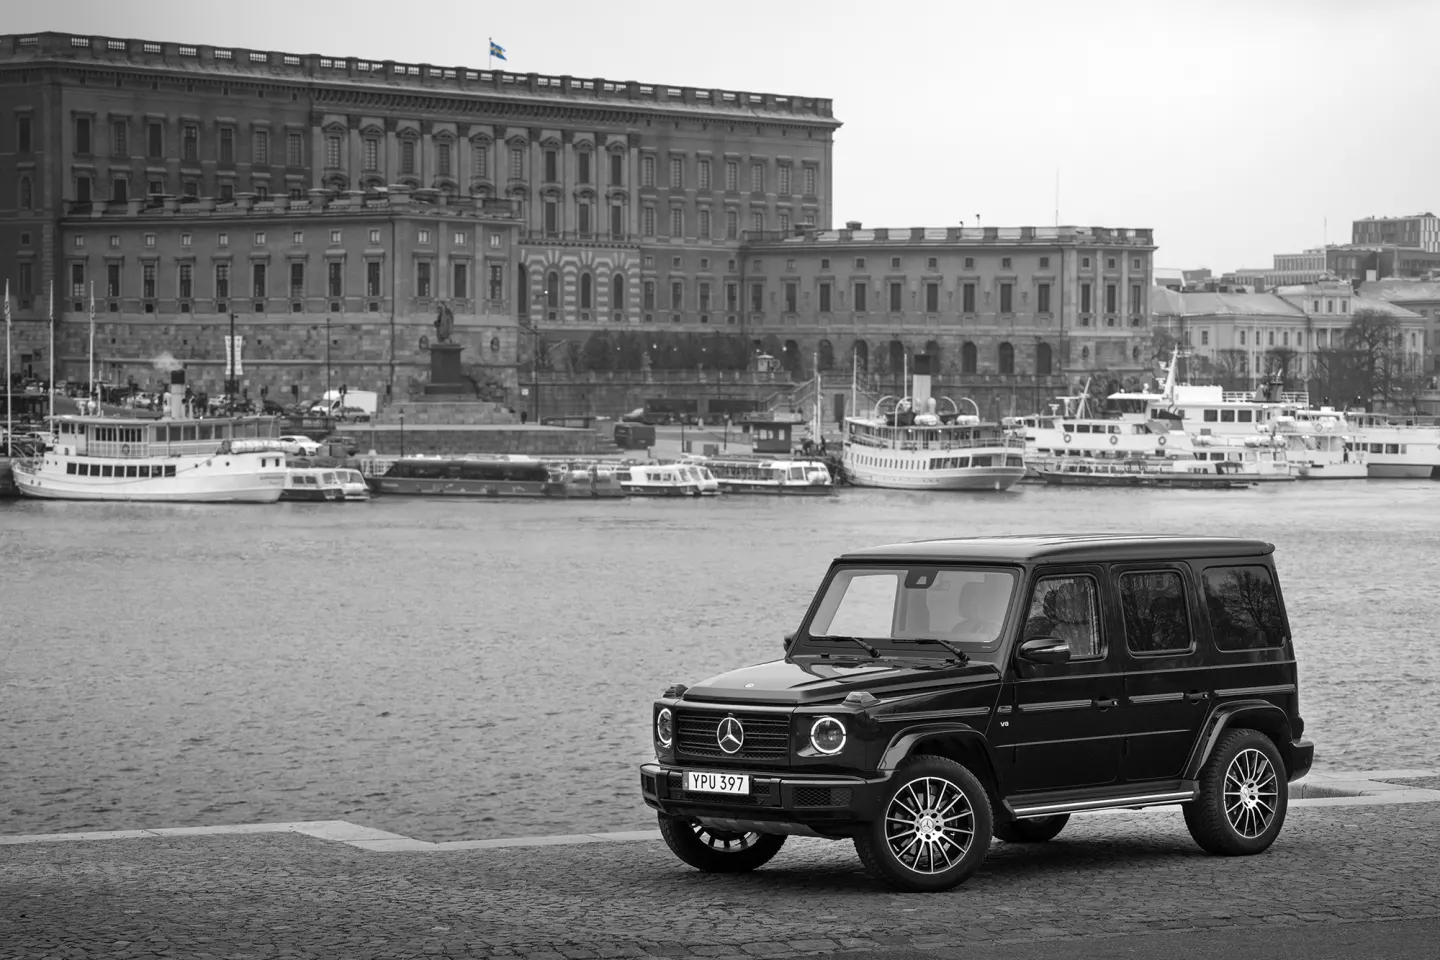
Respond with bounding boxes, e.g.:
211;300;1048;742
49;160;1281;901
1036;457;1256;490
1337;412;1440;479
280;467;343;501
619;462;717;497
1269;413;1367;479
12;373;287;503
1005;382;1197;477
842;355;1025;491
688;455;834;495
1188;434;1297;481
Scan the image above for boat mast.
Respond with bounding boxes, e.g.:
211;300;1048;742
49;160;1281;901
813;349;821;444
850;347;857;425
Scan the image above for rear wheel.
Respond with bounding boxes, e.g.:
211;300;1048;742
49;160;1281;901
657;815;786;873
1183;727;1287;856
994;813;1069;843
854;755;992;891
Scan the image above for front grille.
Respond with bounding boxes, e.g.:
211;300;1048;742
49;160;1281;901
793;786;853;807
669;774;776;806
675;710;790;760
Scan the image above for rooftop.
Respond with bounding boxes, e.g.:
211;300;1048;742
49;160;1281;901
0;32;837;125
841;534;1274;563
743;224;1154;248
1150;288;1306;318
1359;279;1440;302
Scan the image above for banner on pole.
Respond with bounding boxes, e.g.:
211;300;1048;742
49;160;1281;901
224;335;245;376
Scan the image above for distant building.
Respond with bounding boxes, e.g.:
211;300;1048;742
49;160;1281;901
1359;278;1440;373
1353;213;1440;253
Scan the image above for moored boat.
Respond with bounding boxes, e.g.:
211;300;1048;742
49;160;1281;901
619;462;711;497
1036;458;1256;489
544;460;628;498
11;371;287;503
842;354;1026;491
336;468;372;500
367;455;565;497
690;454;834;494
280;467;343;501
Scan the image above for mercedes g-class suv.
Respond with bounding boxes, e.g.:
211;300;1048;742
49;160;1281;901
640;535;1314;891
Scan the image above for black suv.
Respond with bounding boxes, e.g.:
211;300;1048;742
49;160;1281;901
641;535;1314;891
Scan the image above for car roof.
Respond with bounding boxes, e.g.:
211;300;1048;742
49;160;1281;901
839;534;1275;564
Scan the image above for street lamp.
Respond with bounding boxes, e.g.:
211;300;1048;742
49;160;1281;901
398;411;405;457
325;314;332;418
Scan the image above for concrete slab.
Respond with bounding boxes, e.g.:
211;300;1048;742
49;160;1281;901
344;837;439;852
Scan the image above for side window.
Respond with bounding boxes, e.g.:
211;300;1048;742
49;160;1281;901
1120;571;1192;654
817;571;899;639
1022;575;1103;659
1203;565;1287;650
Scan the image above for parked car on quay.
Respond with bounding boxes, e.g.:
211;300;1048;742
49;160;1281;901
641;535;1313;892
277;435;321;456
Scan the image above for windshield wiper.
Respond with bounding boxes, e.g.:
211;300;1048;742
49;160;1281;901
810;635;881;658
908;637;970;663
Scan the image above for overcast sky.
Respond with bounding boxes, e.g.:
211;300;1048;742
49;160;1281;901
17;0;1439;272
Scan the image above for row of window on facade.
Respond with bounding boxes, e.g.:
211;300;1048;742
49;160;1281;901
1190;326;1423;351
59;259;505;304
68;116;306;167
68;227;502;250
534;201;818;241
64;172;302;205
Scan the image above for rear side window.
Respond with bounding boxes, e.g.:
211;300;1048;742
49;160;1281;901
1120;571;1192;654
1203;565;1287;650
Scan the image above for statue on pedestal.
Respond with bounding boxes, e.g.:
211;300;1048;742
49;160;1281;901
433;301;455;344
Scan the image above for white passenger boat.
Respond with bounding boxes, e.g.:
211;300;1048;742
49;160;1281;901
1268;414;1367;479
1338;412;1440;479
543;460;628;498
280;467;343;501
336;468;372;500
1006;381;1198;478
1036;457;1257;489
842;355;1025;491
690;455;834;494
619;462;716;497
11;372;287;503
1188;434;1297;481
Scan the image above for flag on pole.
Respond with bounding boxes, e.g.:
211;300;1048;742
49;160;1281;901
489;39;507;61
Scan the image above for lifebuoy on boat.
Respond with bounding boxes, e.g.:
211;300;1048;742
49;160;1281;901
1109;435;1119;445
1062;433;1072;443
1157;435;1167;446
120;444;130;456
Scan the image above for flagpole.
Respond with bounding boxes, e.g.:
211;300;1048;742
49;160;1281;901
48;281;55;424
5;280;12;458
88;280;96;413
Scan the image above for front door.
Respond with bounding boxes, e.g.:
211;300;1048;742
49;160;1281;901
991;566;1125;794
1112;563;1212;782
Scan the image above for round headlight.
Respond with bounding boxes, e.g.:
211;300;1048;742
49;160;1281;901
810;716;846;755
655;707;673;747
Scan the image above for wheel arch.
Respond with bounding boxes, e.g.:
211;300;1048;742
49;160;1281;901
1185;700;1296;781
880;723;1001;798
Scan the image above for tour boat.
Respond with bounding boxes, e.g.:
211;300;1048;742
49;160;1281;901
1036;458;1255;490
618;462;715;497
689;455;834;494
1266;414;1367;479
1187;434;1297;481
11;372;287;503
367;455;565;497
1337;412;1440;479
1005;381;1198;479
336;468;372;500
544;460;628;498
842;355;1026;491
280;467;344;501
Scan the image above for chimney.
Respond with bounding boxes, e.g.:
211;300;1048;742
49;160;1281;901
168;368;186;420
911;354;934;412
845;220;862;230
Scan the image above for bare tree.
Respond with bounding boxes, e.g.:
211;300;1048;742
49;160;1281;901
1345;308;1404;407
1263;347;1299;382
1213;349;1248;389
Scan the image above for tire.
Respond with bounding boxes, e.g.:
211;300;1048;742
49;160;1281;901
1183;727;1287;856
657;814;786;873
994;813;1069;844
854;755;992;892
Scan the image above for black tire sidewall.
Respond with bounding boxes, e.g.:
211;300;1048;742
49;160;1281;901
994;813;1070;844
657;814;786;873
858;755;993;892
1185;727;1288;856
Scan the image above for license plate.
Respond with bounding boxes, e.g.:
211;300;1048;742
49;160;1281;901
684;771;750;795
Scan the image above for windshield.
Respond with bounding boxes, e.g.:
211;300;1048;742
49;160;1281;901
798;564;1019;663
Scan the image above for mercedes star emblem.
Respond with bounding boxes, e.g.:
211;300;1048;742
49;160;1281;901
716;716;745;755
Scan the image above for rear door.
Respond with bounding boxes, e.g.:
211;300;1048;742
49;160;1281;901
991;565;1125;793
1114;562;1212;782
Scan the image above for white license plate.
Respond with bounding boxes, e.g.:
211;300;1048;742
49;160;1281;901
684;771;751;795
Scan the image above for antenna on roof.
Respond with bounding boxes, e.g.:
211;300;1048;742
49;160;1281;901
1054;168;1059;228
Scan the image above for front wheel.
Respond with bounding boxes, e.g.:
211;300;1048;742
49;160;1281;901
1183;727;1287;856
657;815;786;873
854;755;992;891
994;813;1069;844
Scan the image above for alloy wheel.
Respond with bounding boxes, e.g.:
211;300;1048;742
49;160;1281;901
1224;747;1279;839
883;775;976;874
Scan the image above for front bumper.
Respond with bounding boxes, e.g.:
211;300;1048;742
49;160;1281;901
640;762;890;836
1288;738;1315;783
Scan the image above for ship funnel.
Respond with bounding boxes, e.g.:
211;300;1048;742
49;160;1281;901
912;355;935;412
168;368;186;420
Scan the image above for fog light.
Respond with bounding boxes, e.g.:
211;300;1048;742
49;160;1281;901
656;707;673;747
810;716;846;755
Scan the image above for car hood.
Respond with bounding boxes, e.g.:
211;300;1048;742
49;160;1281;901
679;657;999;706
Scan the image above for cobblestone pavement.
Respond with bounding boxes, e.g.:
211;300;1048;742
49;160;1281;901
1381;775;1440;791
2;802;1437;960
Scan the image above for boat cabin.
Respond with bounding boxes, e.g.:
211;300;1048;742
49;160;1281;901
749;420;795;454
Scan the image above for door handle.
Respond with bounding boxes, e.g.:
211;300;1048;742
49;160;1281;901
1186;691;1210;702
1092;697;1117;710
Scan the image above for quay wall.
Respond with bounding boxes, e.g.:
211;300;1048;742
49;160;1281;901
333;426;610;458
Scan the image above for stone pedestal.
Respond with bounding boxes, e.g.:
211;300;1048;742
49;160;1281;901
424;342;468;395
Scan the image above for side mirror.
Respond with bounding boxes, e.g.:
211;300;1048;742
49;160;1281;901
783;631;797;654
1018;637;1071;665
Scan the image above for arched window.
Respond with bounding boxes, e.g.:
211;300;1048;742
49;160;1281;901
853;339;869;373
998;341;1015;374
612;273;625;316
924;340;941;369
1037;342;1053;376
546;271;559;309
1082;346;1091;360
580;273;593;310
517;265;529;315
19;177;32;210
888;339;906;376
1132;345;1140;361
961;341;977;374
783;339;800;373
817;339;834;371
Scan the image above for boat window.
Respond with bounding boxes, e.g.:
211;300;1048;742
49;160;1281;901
102;465;114;477
972;455;992;467
182;425;197;441
1202;410;1218;422
460;462;502;480
1220;410;1235;422
199;424;213;440
1238;410;1253;422
126;465;138;477
66;463;76;475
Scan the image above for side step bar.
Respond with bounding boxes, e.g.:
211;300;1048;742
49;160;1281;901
1010;787;1198;820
